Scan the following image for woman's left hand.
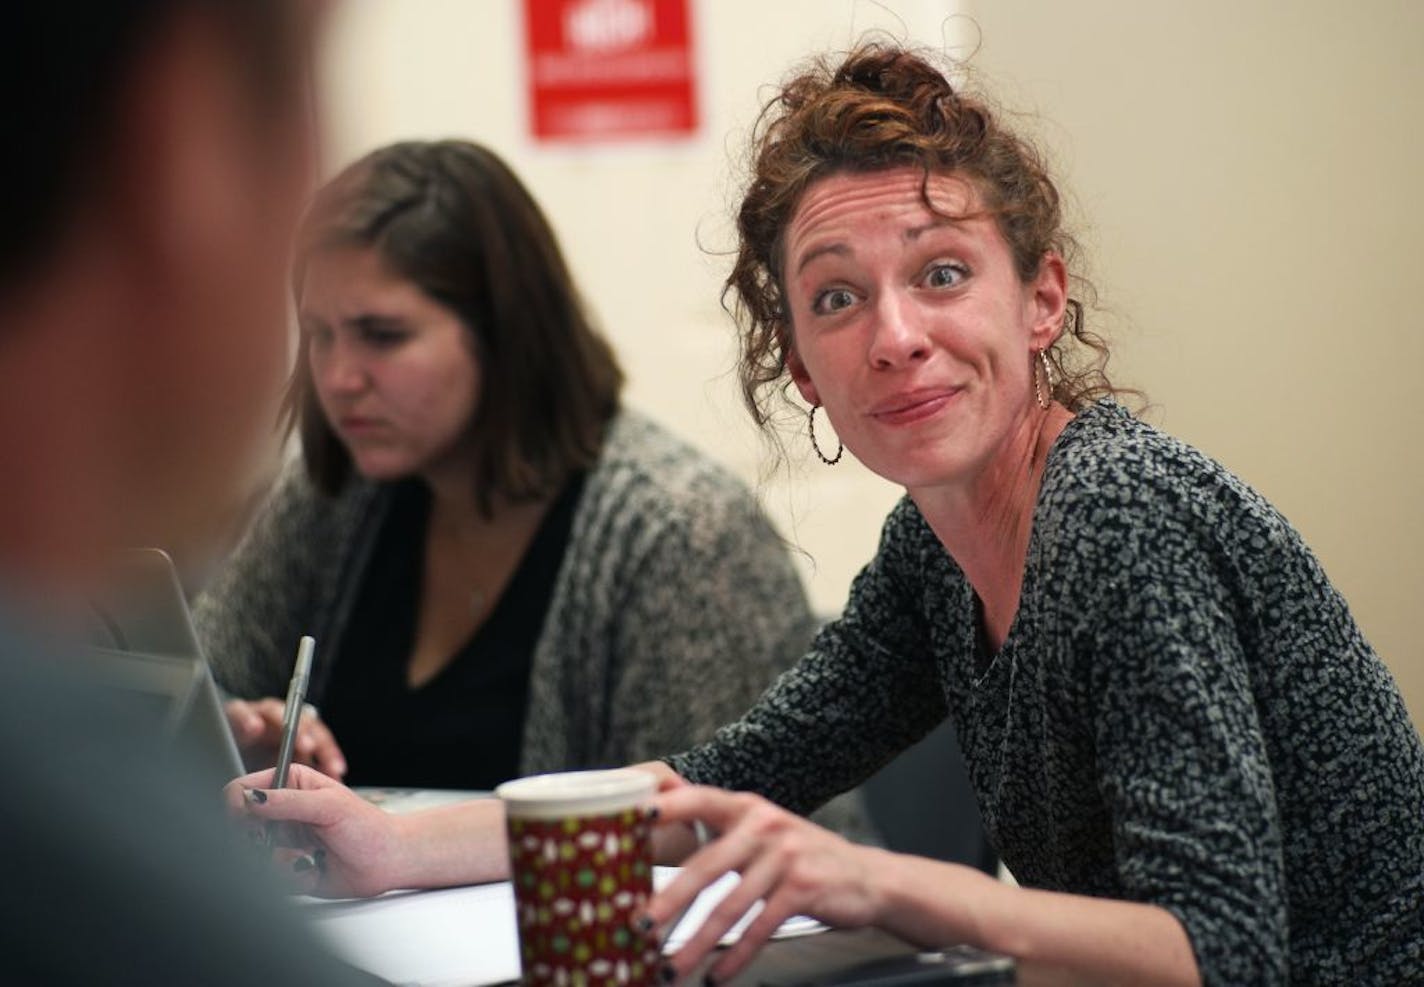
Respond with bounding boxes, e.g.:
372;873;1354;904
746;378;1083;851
641;785;885;983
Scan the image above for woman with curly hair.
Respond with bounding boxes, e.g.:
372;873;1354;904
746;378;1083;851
234;46;1423;987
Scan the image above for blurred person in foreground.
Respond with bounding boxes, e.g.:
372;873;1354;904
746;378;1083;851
234;44;1424;986
0;2;374;982
197;140;821;800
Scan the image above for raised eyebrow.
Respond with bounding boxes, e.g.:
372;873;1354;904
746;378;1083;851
794;242;852;276
904;217;970;241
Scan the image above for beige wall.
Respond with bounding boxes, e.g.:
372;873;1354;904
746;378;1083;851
964;0;1423;723
317;1;1421;725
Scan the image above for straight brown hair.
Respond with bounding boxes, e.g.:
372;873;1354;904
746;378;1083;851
289;140;623;514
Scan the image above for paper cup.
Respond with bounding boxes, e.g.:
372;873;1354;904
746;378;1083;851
497;769;659;987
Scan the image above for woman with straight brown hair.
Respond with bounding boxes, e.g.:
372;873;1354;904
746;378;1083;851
196;139;818;793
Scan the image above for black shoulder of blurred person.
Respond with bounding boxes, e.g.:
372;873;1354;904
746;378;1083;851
0;4;377;984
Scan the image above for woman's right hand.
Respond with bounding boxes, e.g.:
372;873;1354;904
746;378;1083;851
225;764;409;898
225;698;347;779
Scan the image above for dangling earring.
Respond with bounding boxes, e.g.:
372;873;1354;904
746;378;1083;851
1034;349;1055;410
808;403;843;465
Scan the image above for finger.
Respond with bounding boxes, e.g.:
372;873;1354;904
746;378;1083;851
271;845;323;895
628;760;689;793
232;763;342;820
653;785;763;834
225;769;279;815
296;728;317;758
304;721;348;779
224;701;263;741
642;800;767;930
707;887;800;983
254;698;290;732
665;846;785;976
240;785;349;828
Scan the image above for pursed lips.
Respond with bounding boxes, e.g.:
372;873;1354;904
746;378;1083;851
867;386;962;423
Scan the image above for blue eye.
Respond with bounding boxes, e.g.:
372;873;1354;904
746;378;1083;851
926;263;969;288
812;288;857;315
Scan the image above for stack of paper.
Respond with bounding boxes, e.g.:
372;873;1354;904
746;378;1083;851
305;867;828;986
656;867;829;949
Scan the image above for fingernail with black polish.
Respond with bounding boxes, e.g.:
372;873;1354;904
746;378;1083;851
244;788;267;806
644;805;661;822
704;975;718;987
660;964;678;984
634;914;655;934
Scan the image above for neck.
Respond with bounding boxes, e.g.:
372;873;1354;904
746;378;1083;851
909;403;1074;648
420;455;488;534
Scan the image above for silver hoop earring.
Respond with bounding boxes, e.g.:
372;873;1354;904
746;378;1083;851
808;404;843;465
1034;349;1055;410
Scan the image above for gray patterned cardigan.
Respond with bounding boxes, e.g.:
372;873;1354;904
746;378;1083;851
194;410;820;777
670;400;1424;986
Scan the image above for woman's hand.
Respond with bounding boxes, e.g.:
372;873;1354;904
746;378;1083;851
225;698;347;779
627;759;690;792
225;764;407;898
642;785;886;983
626;761;704;864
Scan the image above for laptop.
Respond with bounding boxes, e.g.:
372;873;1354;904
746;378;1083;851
87;548;487;811
87;548;245;783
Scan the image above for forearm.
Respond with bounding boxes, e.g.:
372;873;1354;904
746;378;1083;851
388;799;510;890
867;849;1200;987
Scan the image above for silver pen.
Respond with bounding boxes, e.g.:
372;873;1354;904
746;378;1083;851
272;635;315;790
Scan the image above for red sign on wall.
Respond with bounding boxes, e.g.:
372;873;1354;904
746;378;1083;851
523;0;698;143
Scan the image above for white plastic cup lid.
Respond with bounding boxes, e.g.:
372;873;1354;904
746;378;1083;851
496;768;656;820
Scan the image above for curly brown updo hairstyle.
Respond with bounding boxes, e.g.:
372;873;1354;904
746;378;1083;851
726;42;1122;428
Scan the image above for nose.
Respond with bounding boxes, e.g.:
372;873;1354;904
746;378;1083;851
314;338;369;399
866;291;930;370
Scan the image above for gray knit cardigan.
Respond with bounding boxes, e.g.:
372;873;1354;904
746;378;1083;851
194;410;820;776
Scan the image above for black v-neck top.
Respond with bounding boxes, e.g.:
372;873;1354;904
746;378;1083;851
322;474;584;790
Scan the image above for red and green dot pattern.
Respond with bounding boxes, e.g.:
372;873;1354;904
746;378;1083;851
507;808;658;986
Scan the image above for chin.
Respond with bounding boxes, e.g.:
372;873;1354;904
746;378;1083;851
857;442;979;492
349;454;419;483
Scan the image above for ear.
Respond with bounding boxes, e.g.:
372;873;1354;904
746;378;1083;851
1025;251;1069;352
783;328;821;406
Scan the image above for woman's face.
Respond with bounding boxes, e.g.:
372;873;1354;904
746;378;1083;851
782;167;1066;493
300;246;481;481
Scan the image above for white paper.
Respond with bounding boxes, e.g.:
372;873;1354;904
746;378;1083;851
305;868;828;987
656;867;829;949
307;883;522;986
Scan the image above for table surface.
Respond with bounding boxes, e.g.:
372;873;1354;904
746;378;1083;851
717;927;928;985
692;927;1076;987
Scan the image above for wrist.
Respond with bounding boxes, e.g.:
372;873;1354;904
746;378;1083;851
861;847;999;949
859;846;915;928
380;810;423;892
386;799;511;891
